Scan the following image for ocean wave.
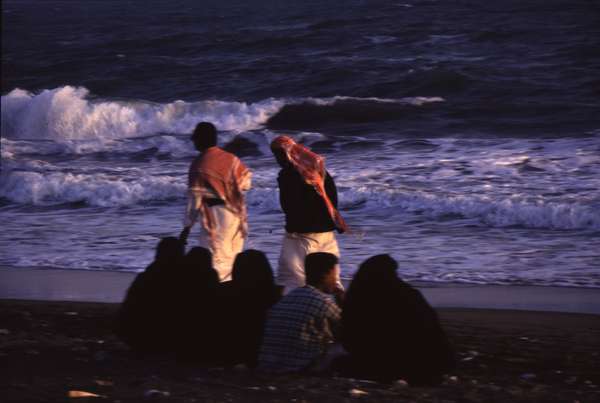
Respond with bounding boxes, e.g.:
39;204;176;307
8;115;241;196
266;96;444;130
0;170;186;207
341;188;600;230
1;86;284;143
1;86;443;148
2;167;597;231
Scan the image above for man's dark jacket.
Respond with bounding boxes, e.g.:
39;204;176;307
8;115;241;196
278;167;339;234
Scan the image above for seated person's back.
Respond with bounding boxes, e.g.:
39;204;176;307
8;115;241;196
341;254;455;385
116;237;184;352
214;250;281;367
258;252;341;373
173;247;220;361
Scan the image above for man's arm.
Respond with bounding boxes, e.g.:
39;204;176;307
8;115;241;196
324;171;338;208
183;189;201;229
236;158;252;192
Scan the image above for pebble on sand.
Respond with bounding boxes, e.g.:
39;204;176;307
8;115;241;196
349;388;369;397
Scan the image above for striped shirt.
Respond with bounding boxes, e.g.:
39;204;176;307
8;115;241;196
258;285;341;373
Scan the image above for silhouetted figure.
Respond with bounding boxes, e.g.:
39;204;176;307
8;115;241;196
258;252;342;373
214;250;282;367
116;237;184;353
173;246;220;362
340;255;455;385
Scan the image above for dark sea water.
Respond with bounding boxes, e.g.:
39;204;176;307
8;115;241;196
2;0;599;287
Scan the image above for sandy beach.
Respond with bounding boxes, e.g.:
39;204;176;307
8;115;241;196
2;267;600;314
1;269;599;402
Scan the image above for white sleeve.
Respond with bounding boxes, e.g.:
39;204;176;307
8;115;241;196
183;189;202;227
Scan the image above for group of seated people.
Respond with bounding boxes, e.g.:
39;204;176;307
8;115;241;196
116;237;455;385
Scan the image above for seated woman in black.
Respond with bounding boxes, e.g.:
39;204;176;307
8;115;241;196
215;250;282;367
341;254;455;385
174;247;221;362
116;237;184;353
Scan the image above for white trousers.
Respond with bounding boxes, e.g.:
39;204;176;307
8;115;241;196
276;231;342;294
197;205;245;282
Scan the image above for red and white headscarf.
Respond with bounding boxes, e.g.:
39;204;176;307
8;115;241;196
271;135;348;233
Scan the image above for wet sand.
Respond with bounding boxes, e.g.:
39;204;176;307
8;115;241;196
2;267;600;314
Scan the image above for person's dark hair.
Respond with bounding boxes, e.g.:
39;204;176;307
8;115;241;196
305;252;338;286
232;249;275;291
155;237;185;262
191;122;217;151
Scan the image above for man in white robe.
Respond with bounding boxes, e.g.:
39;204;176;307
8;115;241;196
181;122;251;281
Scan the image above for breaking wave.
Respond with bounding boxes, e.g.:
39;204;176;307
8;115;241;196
1;86;284;143
1;169;597;230
1;86;444;146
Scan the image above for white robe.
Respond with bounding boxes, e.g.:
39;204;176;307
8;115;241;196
184;174;251;281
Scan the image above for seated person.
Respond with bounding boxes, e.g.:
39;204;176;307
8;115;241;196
340;254;455;385
173;247;220;362
116;237;184;353
214;250;282;367
257;252;342;373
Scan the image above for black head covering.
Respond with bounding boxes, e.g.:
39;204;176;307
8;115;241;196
347;254;400;294
342;254;455;384
155;237;185;262
232;249;275;292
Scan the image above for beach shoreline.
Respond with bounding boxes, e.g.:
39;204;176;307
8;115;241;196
1;298;599;402
2;266;599;314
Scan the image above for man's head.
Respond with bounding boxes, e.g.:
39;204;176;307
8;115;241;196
191;122;217;151
270;136;293;168
305;252;339;293
271;147;289;168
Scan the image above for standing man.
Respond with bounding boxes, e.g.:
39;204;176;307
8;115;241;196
270;135;347;293
181;122;252;282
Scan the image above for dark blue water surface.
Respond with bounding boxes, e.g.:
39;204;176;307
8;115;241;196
2;0;599;287
3;0;600;137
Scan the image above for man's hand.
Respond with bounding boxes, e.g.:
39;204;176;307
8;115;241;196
332;286;345;307
179;226;191;245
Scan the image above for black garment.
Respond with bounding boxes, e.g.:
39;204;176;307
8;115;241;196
340;255;455;385
278;167;339;233
115;237;184;354
212;281;281;367
116;261;177;353
173;248;221;363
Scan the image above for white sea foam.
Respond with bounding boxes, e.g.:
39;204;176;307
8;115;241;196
365;35;398;44
339;187;600;230
1;86;285;144
306;95;445;106
1;87;443;152
0;170;186;206
1;167;597;230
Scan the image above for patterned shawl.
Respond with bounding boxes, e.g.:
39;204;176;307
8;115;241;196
188;147;250;242
271;136;347;233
